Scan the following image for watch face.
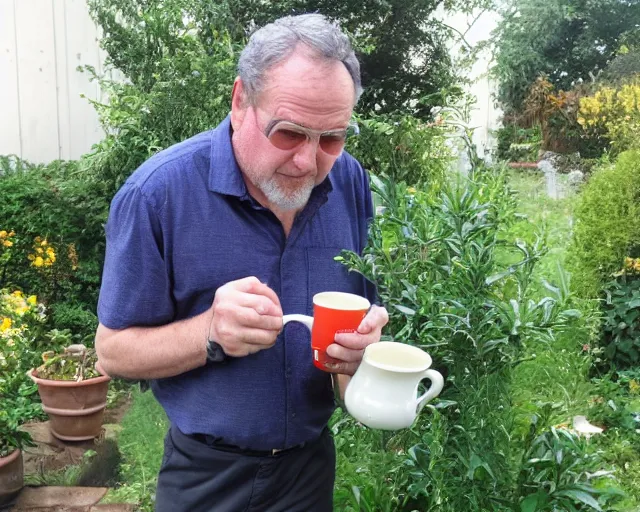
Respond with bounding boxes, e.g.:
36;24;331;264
207;340;227;363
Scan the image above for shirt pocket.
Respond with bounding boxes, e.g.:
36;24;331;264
306;246;367;310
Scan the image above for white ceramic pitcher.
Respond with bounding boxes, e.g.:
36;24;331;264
344;341;444;430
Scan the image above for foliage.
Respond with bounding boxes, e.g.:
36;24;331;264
0;408;35;458
84;0;240;197
495;125;542;162
346;113;451;188
567;151;640;299
521;77;596;155
578;79;640;155
0;161;103;337
516;411;622;511
337;161;587;509
492;0;640;114
224;0;462;117
0;289;46;452
600;259;640;369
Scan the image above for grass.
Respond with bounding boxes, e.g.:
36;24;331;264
101;386;168;510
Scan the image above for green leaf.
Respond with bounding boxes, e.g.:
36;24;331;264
554;489;602;511
393;304;416;316
521;492;547;512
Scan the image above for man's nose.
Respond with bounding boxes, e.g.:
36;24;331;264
292;137;319;171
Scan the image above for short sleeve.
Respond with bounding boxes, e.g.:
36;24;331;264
97;183;175;329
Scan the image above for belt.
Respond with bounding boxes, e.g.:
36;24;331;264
189;433;307;457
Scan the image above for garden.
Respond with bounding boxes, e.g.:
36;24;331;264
1;0;640;510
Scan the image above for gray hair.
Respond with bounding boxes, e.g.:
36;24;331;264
237;14;362;105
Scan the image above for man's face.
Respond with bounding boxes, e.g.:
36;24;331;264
231;49;356;211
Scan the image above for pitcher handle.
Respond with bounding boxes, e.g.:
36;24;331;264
416;369;445;412
282;314;314;331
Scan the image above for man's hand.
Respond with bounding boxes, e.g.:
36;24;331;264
209;276;283;357
324;305;389;375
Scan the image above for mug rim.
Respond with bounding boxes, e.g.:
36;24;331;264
312;291;371;311
364;341;432;373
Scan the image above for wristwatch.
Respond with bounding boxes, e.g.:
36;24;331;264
206;338;228;363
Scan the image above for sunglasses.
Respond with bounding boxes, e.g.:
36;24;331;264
259;113;359;156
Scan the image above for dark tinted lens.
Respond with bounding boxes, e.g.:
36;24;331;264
269;128;307;150
319;132;347;155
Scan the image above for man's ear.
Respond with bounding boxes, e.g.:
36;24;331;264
230;77;248;131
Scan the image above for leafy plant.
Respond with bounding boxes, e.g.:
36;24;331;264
36;343;101;382
600;261;640;368
516;410;621;511
578;79;640;155
0;408;35;458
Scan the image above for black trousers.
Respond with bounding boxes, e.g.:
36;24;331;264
155;425;336;512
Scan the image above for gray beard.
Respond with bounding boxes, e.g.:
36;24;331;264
257;176;314;211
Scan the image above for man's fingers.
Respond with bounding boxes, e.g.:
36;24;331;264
333;332;372;350
236;292;283;318
323;360;358;376
234;306;283;331
357;305;389;334
325;343;364;362
238;277;282;309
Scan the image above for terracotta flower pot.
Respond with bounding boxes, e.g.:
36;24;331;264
28;368;111;441
0;448;23;507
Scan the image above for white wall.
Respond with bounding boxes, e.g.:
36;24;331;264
439;8;504;161
0;0;107;164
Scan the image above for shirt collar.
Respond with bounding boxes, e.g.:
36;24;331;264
208;114;247;197
208;114;334;204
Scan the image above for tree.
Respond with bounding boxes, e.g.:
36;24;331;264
493;0;640;114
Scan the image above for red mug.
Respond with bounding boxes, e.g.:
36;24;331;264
283;291;371;371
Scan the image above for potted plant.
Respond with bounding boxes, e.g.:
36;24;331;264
0;409;34;507
28;343;111;441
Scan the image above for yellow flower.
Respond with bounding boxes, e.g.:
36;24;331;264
34;256;44;267
40;239;48;246
2;240;13;247
36;247;43;254
0;231;6;238
630;379;640;395
27;295;37;305
12;290;23;298
15;306;28;316
0;317;11;332
8;231;14;237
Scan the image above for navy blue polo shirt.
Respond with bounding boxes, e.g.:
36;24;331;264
97;116;375;450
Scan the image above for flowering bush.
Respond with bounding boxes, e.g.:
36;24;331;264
578;80;640;154
0;289;48;427
0;226;90;337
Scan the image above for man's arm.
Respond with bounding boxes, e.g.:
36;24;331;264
96;311;210;380
96;276;283;380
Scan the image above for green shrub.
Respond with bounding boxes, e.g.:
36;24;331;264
567;150;640;298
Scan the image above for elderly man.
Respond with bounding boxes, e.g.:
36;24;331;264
95;13;388;512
